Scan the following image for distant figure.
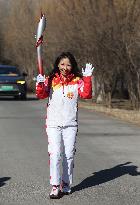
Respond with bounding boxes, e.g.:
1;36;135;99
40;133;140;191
36;52;94;199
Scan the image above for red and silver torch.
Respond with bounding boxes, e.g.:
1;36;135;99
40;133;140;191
36;13;46;77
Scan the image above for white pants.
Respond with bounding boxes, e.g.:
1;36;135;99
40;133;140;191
46;126;77;186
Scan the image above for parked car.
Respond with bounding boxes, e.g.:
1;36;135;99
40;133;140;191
0;65;27;99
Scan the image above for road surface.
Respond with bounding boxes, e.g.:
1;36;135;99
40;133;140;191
0;95;140;205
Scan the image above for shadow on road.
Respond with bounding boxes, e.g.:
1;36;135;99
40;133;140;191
0;177;11;187
72;162;140;193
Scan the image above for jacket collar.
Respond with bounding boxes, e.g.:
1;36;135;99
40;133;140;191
55;73;74;85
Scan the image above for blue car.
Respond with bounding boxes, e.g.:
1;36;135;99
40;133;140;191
0;65;27;99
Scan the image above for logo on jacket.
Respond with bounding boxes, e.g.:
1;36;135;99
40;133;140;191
67;92;74;99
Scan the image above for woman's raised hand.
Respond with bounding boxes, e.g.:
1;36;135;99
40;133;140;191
36;74;45;83
82;63;94;76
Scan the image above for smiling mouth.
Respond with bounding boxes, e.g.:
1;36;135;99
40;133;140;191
62;70;69;74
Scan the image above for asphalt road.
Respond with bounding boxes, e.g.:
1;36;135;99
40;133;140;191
0;95;140;205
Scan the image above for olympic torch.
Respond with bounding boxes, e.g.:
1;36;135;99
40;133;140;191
36;13;46;78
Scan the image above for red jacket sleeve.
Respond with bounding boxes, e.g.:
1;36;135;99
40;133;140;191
78;76;92;99
36;83;49;99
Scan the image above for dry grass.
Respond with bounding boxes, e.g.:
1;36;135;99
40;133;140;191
78;99;140;126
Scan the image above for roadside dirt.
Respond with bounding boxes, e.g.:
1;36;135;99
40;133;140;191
78;99;140;127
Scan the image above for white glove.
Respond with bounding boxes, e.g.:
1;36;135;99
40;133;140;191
82;63;94;76
36;74;45;83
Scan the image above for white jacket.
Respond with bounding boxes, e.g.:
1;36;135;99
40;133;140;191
36;73;92;127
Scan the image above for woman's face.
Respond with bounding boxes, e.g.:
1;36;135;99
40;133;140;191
58;57;72;77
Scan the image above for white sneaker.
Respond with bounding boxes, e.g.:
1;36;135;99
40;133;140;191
50;185;61;199
61;181;71;195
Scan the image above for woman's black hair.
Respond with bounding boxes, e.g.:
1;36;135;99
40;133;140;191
49;52;82;78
